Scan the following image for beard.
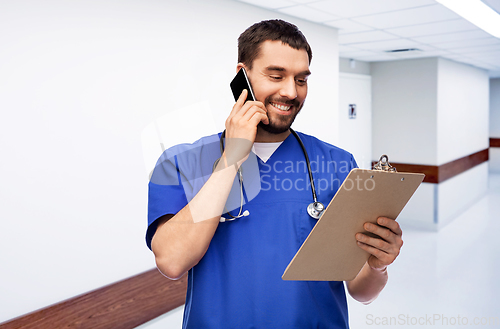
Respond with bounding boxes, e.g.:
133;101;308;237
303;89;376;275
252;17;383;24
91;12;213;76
258;96;304;134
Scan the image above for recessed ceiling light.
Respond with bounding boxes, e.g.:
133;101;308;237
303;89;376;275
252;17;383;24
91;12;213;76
436;0;500;38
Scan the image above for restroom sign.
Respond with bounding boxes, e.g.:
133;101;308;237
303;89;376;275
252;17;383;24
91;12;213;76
349;104;356;119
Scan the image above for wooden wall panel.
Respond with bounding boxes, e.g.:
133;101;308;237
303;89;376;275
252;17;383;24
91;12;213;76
386;163;438;183
0;269;187;329
374;149;488;184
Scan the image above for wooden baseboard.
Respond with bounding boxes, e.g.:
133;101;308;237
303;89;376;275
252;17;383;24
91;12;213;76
491;138;500;148
0;269;187;329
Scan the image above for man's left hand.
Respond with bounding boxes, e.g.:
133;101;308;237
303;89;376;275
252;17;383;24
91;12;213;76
355;217;403;271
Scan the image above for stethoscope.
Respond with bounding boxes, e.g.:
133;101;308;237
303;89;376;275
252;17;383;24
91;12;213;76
213;128;325;221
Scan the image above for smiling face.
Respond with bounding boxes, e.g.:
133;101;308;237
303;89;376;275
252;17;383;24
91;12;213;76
238;40;311;140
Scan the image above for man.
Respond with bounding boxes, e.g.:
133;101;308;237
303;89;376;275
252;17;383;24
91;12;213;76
147;19;403;328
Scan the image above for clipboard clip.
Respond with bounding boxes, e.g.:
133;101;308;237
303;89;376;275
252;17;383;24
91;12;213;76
373;155;397;172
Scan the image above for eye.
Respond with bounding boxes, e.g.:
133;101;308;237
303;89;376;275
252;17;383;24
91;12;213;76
296;78;307;86
270;75;282;81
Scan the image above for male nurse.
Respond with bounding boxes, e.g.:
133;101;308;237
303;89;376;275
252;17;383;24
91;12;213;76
147;19;403;328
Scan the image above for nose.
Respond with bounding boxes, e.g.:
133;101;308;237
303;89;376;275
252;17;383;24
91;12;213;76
279;78;297;100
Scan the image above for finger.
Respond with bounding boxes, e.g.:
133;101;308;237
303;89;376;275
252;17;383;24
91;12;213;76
248;110;269;127
363;222;394;243
228;89;249;120
242;103;268;124
356;232;392;253
356;241;390;263
377;217;402;236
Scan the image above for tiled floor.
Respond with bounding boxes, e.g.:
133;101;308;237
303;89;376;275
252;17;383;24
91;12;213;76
347;173;500;328
139;174;500;329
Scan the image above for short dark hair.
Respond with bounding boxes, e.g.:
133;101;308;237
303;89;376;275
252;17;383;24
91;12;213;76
238;19;312;69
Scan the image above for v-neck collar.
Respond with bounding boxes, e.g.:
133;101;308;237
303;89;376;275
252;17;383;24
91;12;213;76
255;131;298;163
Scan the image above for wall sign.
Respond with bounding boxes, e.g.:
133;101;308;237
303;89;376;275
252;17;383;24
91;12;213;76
349;104;356;119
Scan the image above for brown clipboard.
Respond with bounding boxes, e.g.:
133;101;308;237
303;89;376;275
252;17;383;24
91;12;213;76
282;158;424;281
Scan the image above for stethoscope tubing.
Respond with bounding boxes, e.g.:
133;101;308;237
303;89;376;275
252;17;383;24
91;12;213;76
215;128;324;220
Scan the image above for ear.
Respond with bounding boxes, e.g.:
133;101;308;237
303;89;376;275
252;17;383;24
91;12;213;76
236;62;246;73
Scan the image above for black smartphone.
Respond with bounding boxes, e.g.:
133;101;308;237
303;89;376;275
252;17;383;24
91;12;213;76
230;68;256;102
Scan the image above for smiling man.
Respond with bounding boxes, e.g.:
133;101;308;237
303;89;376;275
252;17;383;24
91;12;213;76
147;19;403;328
240;40;310;137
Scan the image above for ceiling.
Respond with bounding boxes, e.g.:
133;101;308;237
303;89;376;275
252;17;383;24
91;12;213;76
234;0;500;77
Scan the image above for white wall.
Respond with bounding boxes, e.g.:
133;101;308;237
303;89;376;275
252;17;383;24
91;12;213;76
436;59;489;228
490;79;500;138
0;0;339;323
339;58;371;75
437;58;489;165
338;73;372;169
371;58;489;229
490;78;500;173
371;58;439;166
437;163;488;228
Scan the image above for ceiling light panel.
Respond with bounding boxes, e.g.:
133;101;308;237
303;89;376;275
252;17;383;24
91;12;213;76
385;19;478;38
308;0;435;19
482;0;500;14
278;5;340;22
437;0;500;38
351;4;460;29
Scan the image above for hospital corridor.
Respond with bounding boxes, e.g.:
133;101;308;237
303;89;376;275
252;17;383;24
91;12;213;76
1;0;500;328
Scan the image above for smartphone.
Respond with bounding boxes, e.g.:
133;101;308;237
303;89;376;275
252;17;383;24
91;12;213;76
230;68;256;102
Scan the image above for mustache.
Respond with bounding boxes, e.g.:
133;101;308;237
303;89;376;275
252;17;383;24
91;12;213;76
266;97;301;108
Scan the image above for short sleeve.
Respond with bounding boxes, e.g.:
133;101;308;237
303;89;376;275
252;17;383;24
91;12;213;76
146;154;189;250
351;154;359;170
145;134;221;250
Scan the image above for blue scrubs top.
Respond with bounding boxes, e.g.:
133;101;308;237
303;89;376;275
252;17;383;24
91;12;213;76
148;131;357;329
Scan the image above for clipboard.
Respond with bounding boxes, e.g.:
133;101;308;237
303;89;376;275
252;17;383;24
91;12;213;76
282;155;425;281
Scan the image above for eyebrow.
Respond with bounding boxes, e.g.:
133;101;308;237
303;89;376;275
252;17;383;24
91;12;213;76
265;65;311;76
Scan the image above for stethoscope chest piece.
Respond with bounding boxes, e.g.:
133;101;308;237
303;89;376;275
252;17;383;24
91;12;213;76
307;201;325;219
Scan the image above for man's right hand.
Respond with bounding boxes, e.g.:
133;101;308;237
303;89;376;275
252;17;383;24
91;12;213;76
152;90;269;280
222;89;268;168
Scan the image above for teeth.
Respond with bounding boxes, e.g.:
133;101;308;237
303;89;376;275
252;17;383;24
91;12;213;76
272;103;291;111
